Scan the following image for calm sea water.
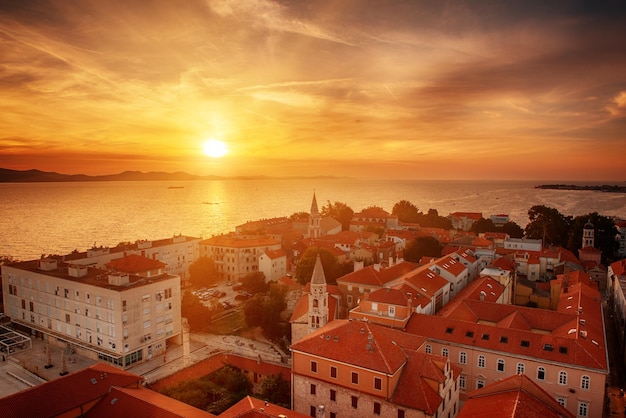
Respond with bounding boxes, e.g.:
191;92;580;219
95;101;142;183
1;179;625;261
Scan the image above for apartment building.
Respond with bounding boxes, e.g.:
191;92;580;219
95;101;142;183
200;234;281;282
1;258;181;368
291;319;460;418
405;278;608;418
62;234;201;288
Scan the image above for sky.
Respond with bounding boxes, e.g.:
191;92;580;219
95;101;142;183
1;0;625;181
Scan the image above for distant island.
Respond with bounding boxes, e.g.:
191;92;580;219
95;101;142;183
0;168;345;183
536;184;626;193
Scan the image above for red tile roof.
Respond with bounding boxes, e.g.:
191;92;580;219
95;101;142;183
337;261;421;287
391;351;448;414
611;258;626;276
105;254;166;273
408;298;607;370
0;363;143;418
458;373;575;418
220;396;309;417
291;320;425;374
86;386;215;418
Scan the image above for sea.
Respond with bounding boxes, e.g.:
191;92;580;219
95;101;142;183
1;179;625;261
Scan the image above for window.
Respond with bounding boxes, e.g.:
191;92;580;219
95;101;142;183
425;344;432;354
351;395;358;409
442;347;449;357
311;361;317;373
374;377;382;390
398;409;405;418
374;402;381;415
310;384;316;395
578;401;588;417
517;363;525;374
351;371;359;384
388;306;395;317
330;413;336;418
581;375;590;390
537;367;546;381
478;355;485;368
330;366;337;378
558;371;567;385
459;375;466;390
556;397;566;408
310;406;316;417
459;351;467;364
497;359;505;372
477;379;485;389
330;389;336;401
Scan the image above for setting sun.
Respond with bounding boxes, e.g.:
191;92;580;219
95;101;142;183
202;139;228;158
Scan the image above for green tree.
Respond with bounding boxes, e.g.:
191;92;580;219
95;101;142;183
259;374;291;407
403;236;442;262
499;221;524;238
188;256;219;288
295;247;341;285
181;292;212;331
568;213;619;262
289;211;309;221
240;271;269;294
524;205;572;247
392;200;420;223
243;295;266;329
243;285;287;341
418;212;453;229
321;201;354;231
470;218;496;234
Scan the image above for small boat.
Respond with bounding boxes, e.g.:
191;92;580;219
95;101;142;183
167;186;184;189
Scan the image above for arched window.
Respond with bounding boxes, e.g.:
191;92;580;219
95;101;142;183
459;351;467;365
497;359;505;372
516;363;525;375
581;375;590;390
313;299;319;308
425;344;432;354
537;367;546;381
478;355;485;368
558;371;567;385
441;348;449;357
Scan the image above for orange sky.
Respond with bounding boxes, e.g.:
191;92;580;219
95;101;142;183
1;1;625;181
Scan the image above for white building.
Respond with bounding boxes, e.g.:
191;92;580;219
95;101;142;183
258;249;287;282
200;235;281;282
62;235;201;288
2;258;181;368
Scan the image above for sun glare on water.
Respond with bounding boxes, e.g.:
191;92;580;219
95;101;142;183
202;139;228;158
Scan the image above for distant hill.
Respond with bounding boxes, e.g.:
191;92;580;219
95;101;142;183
0;168;344;183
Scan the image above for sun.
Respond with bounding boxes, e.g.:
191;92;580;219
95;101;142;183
202;139;228;158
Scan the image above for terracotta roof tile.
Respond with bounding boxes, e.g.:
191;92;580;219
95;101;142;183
105;254;166;273
458;373;575;418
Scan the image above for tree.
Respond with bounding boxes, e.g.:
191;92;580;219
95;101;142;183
289;211;309;221
188;256;219;288
403;236;442;262
470;218;496;234
499;221;524;238
260;373;291;407
243;285;287;340
320;201;354;231
524;205;572;247
392;200;420;223
418;212;453;229
181;292;212;331
295;247;341;285
568;213;619;263
240;271;269;294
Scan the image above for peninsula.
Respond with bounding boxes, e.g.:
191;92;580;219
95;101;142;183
535;184;626;193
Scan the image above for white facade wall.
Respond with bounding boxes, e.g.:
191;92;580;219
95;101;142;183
258;253;287;282
2;262;181;368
